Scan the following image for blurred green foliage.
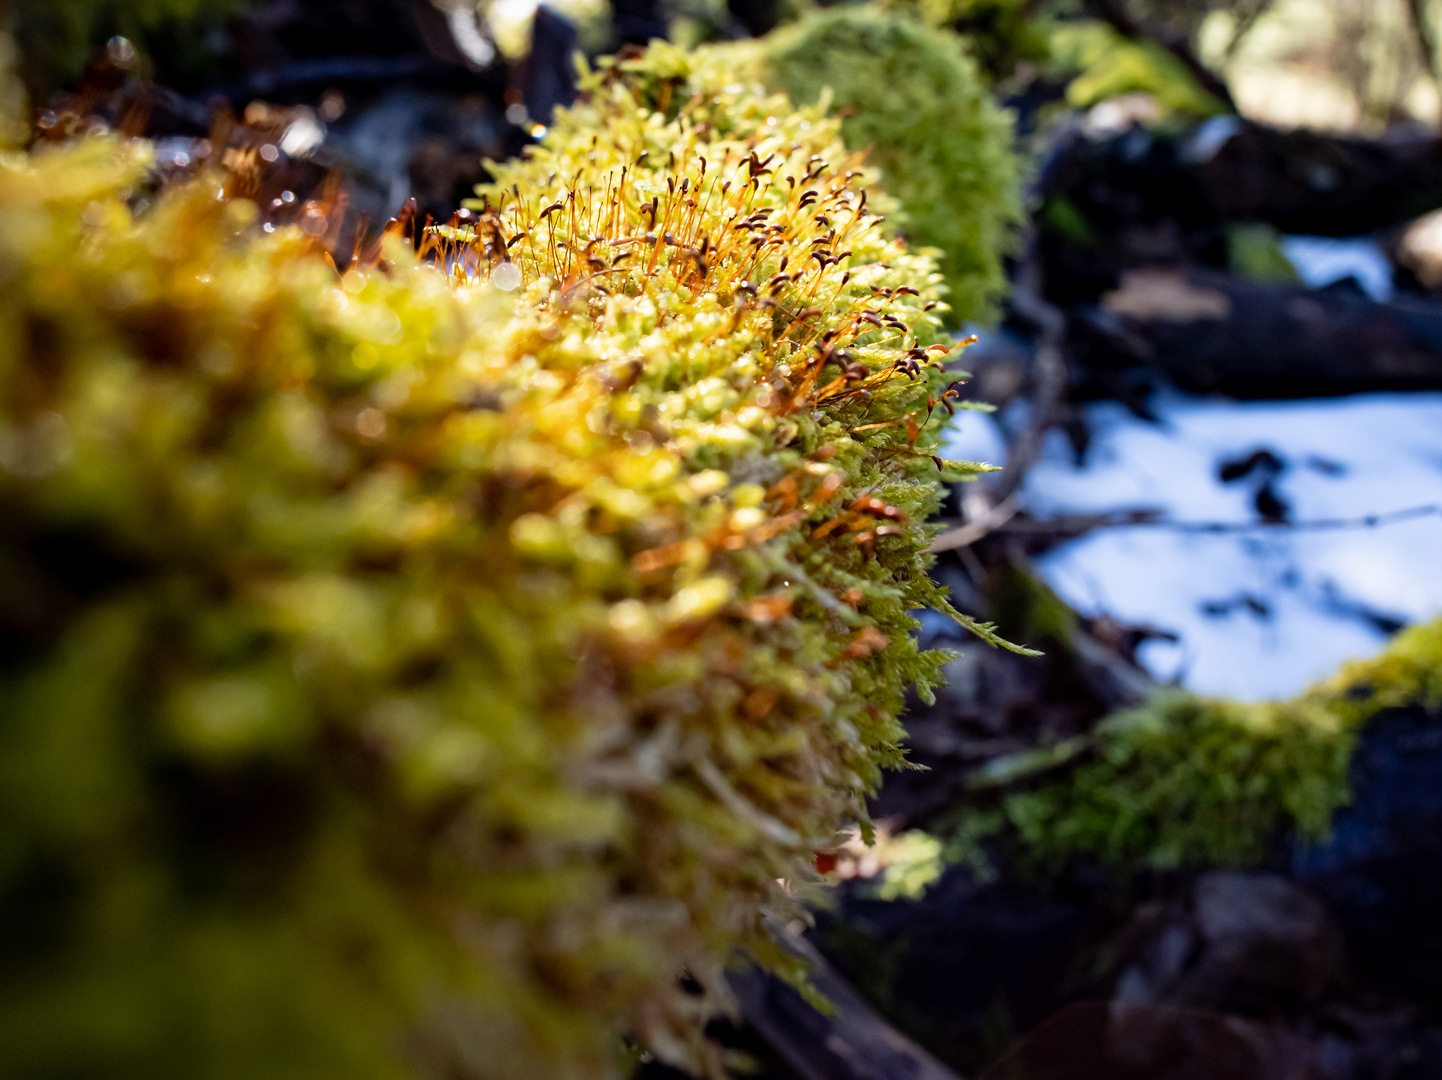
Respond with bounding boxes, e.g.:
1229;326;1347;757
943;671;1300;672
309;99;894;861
878;0;1054;84
1324;616;1442;725
1227;222;1300;282
0;35;1022;1080
0;32;27;144
1051;18;1227;117
4;0;248;99
714;7;1023;326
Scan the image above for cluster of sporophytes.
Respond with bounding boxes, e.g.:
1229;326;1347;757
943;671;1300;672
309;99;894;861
0;37;1022;1080
699;6;1022;327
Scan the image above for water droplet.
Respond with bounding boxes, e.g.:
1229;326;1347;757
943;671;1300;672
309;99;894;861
107;36;136;68
492;262;522;292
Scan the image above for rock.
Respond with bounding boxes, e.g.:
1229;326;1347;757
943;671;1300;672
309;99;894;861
814;869;1092;1075
1294;706;1442;1000
1192;873;1343;1004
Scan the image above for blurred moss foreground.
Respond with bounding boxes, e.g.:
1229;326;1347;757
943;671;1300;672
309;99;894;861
0;36;1025;1080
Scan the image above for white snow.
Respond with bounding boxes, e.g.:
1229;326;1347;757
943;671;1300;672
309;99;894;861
943;392;1442;701
1279;235;1395;302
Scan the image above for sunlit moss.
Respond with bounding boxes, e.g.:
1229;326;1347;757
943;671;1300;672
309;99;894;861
0;40;1021;1080
1004;690;1353;869
979;618;1442;875
1051;19;1228;119
690;8;1022;326
758;8;1021;325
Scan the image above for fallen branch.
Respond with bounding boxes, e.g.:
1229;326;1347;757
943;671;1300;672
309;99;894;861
729;929;965;1080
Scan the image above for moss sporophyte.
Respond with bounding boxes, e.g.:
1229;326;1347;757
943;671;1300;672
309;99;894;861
0;39;1027;1080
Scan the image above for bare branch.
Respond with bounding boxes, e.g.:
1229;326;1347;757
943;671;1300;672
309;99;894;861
932;504;1442;549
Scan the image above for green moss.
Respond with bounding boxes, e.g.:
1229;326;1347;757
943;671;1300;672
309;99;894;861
1050;19;1227;119
0;38;1022;1080
1004;690;1354;869
1003;618;1442;873
1323;618;1442;724
869;618;1442;890
1228;222;1300;283
706;8;1022;326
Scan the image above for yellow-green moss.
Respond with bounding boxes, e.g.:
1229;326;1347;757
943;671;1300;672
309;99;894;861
698;8;1022;326
1001;618;1442;872
1004;691;1353;869
0;41;1022;1080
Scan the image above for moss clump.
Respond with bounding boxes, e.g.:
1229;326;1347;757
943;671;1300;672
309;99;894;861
1004;691;1353;869
705;7;1022;326
0;38;1020;1080
999;618;1442;872
862;618;1442;892
1323;618;1442;724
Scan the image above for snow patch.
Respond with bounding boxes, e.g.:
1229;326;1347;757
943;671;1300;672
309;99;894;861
1018;392;1442;700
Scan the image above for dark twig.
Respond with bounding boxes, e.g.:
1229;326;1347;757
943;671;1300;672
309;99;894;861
729;927;965;1080
935;504;1442;548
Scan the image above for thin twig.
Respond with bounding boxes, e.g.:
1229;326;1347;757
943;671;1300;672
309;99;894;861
933;503;1442;548
929;493;1023;552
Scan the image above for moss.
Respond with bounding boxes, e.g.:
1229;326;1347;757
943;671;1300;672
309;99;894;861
868;618;1442;889
1004;690;1354;869
0;38;1022;1080
1323;618;1442;724
704;8;1022;326
1002;618;1442;873
1228;222;1300;283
